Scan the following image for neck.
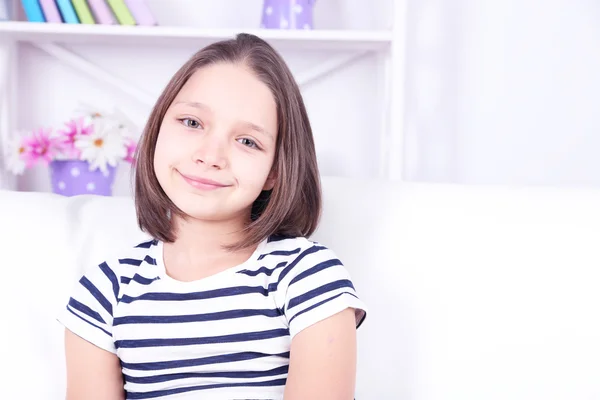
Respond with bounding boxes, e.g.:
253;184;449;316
161;213;260;277
170;214;247;255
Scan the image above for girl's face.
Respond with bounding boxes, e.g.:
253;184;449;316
154;63;278;224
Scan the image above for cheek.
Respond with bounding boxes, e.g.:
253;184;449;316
154;128;186;167
235;154;274;190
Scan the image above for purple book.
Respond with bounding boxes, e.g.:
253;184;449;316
124;0;156;26
87;0;115;24
39;0;63;22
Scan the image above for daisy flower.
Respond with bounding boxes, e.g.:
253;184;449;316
55;117;94;158
21;127;58;167
109;108;139;138
75;118;126;176
5;134;27;175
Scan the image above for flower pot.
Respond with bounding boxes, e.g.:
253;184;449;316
49;160;117;196
261;0;316;30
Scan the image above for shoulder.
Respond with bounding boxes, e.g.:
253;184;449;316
265;236;367;337
260;235;345;288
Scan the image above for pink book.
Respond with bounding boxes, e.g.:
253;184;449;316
87;0;116;24
39;0;63;22
124;0;156;26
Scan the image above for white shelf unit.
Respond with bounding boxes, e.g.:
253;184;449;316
0;1;406;192
0;21;393;50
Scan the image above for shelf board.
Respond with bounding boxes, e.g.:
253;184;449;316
0;22;392;51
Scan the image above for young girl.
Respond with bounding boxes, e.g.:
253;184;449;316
58;33;367;400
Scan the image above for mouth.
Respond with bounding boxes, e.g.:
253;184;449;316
177;170;230;190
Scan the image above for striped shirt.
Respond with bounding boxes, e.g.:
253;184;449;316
58;235;367;399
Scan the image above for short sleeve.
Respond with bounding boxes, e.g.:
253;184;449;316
280;244;367;339
57;260;120;354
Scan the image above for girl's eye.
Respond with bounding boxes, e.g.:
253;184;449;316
237;138;259;149
181;118;202;129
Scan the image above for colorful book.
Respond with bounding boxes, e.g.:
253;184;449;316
124;0;156;26
71;0;94;24
55;0;79;23
87;0;115;24
106;0;135;25
39;0;62;22
21;0;46;22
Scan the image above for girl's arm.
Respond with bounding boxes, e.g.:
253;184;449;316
65;329;125;400
283;308;358;400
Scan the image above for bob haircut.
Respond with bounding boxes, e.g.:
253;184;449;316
134;33;321;251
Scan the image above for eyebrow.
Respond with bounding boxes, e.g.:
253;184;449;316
174;101;274;141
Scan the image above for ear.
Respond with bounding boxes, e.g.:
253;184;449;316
262;169;277;191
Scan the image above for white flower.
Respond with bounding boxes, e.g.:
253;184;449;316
75;118;126;176
5;134;27;175
75;102;140;138
109;107;140;139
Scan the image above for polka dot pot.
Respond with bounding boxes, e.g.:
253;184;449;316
49;160;117;197
260;0;316;30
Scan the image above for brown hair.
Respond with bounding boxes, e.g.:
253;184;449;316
134;33;321;251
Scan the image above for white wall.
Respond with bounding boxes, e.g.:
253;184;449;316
405;0;600;188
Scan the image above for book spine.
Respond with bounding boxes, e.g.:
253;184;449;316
55;0;79;23
106;0;135;25
87;0;115;25
123;0;155;26
71;0;95;24
38;0;62;22
21;0;46;22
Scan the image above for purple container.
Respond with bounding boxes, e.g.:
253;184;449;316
261;0;316;30
49;160;117;197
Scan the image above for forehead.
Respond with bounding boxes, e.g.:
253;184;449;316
174;63;277;128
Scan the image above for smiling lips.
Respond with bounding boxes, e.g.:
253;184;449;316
178;171;230;190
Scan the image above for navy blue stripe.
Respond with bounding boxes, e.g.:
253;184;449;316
114;308;282;326
123;365;289;385
115;328;289;349
119;258;143;266
120;274;158;285
135;239;157;249
267;245;327;292
66;306;112;337
126;378;287;399
288;258;342;286
144;255;156;265
80;276;113;315
257;248;301;261
99;262;119;299
237;261;288;277
120;285;270;304
287;279;355;311
68;297;105;324
121;351;289;371
288;291;358;325
131;274;158;285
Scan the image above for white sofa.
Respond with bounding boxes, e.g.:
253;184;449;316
1;176;599;399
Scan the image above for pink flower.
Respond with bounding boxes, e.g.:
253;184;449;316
21;128;58;167
56;117;94;158
124;138;137;164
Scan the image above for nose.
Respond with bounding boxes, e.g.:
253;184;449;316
192;132;228;169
